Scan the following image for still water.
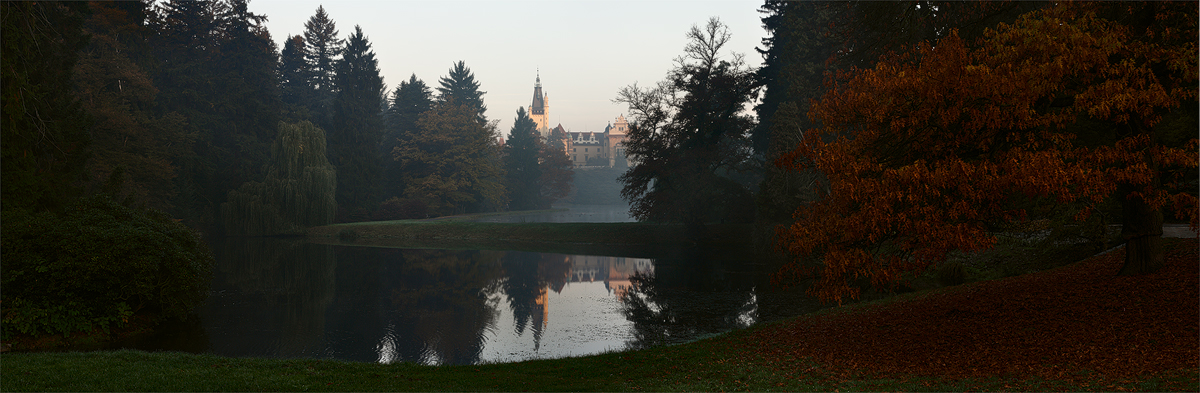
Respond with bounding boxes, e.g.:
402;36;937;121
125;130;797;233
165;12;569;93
129;206;827;365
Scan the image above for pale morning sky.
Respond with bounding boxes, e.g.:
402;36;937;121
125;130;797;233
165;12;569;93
248;0;767;137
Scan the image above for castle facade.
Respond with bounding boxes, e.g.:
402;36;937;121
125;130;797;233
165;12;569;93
527;76;631;168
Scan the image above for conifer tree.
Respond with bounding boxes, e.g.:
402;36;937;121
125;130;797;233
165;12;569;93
329;25;384;220
436;61;488;124
504;107;543;210
383;74;434;199
302;5;342;126
279;34;314;122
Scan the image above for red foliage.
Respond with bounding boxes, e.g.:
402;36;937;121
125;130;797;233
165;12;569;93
744;239;1198;382
777;2;1199;303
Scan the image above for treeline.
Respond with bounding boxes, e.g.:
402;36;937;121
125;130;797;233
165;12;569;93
0;0;570;337
2;1;572;237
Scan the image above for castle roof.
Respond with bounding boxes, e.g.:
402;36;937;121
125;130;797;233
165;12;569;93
530;75;545;115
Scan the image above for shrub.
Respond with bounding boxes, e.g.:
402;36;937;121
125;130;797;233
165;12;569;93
1;195;214;337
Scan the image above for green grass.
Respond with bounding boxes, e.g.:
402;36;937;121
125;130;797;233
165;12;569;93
4;321;1194;392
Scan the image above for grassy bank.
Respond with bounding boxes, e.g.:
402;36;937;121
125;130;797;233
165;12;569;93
4;239;1196;392
307;220;754;255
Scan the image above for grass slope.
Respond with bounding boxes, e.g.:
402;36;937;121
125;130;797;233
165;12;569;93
4;240;1196;392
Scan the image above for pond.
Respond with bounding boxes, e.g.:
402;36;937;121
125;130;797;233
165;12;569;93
123;206;829;365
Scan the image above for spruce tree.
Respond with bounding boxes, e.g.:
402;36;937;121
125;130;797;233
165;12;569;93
436;61;488;124
279;34;314;122
503;107;543;210
329;25;384;220
302;5;342;127
382;74;434;200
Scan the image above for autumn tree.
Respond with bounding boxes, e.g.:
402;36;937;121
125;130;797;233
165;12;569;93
73;1;192;211
392;100;506;216
616;17;758;237
776;2;1199;303
753;0;1045;221
1;1;92;212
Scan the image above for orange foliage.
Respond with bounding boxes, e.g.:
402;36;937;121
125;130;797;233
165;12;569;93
777;2;1198;303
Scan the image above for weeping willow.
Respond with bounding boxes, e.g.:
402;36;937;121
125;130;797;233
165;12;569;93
222;121;337;236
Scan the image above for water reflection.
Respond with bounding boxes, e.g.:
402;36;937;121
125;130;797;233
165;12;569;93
173;239;825;365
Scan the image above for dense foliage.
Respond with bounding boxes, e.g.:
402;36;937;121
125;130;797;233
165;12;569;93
1;1;91;212
775;1;1199;303
1;195;213;337
392;99;506;216
222;121;337;236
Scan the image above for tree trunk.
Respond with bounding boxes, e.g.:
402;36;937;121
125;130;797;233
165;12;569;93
1117;188;1165;276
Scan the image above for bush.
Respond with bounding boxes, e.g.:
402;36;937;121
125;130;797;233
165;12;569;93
1;195;214;337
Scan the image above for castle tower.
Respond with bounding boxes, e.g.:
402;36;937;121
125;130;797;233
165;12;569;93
608;114;630;167
530;73;550;138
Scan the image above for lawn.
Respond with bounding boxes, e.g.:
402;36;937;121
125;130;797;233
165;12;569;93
3;239;1195;392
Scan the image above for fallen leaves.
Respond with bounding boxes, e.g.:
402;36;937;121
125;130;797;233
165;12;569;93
744;239;1198;384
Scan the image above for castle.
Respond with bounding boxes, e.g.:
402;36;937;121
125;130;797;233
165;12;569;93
528;75;630;168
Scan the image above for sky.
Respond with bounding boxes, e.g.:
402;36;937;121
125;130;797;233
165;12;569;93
248;0;767;137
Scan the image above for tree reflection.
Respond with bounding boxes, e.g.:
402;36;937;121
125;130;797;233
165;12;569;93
496;251;574;350
378;249;503;365
619;249;758;350
204;237;337;358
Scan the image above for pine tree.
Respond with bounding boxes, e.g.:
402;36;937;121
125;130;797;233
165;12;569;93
436;61;488;124
329;25;384;220
382;74;434;199
503;107;543;210
302;5;342;127
279;34;313;122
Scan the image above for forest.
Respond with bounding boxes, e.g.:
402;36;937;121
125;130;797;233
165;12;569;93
2;0;1197;352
